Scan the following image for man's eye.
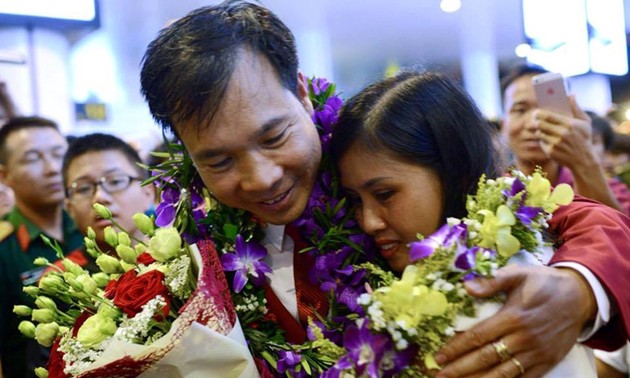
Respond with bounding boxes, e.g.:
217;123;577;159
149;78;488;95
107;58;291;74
208;157;232;170
510;107;528;116
74;185;93;195
22;153;40;163
264;129;287;147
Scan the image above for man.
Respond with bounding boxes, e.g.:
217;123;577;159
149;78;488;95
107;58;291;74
62;133;155;253
0;116;84;378
140;2;630;376
500;64;627;214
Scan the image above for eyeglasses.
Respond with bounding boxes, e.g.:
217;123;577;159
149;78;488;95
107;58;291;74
67;174;141;201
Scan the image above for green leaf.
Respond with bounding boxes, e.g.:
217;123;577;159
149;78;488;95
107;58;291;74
301;359;312;375
223;224;239;240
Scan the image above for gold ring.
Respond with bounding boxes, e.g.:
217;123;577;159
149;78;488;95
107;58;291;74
492;339;512;361
511;357;525;375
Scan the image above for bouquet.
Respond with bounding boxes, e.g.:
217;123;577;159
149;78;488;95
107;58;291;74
14;204;258;377
314;171;574;377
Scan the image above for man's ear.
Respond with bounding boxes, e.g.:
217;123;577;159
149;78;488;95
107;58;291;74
297;71;314;115
65;198;76;220
142;182;156;207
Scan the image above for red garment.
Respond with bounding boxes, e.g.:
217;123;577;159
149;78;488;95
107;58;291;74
555;166;630;216
263;226;328;344
549;195;630;350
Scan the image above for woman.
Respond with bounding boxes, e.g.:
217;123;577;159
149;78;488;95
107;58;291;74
330;71;597;377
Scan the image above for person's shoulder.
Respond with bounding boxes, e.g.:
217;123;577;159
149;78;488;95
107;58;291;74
0;220;14;243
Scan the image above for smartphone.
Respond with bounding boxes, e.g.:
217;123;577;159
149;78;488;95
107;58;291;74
532;72;572;116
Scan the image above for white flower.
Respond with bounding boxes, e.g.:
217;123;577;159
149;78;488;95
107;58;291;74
357;293;372;305
164;255;192;299
395;338;409;350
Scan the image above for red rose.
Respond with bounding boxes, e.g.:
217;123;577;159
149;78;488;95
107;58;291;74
47;337;67;378
112;270;171;318
104;279;119;299
137;252;156;265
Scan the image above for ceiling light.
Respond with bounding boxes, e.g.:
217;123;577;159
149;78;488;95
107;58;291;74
440;0;461;13
515;43;532;58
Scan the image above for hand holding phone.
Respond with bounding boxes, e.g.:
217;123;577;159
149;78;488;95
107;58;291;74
531;72;573;156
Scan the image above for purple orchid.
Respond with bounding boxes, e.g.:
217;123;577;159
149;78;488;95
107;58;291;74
409;223;467;262
155;186;206;227
338;320;392;378
155;186;179;226
380;343;418;376
310;250;366;312
454;246;482;281
507;177;526;197
221;235;272;293
454;246;496;280
515;205;542;226
311;78;331;96
276;350;303;376
503;178;542;226
307;319;345;345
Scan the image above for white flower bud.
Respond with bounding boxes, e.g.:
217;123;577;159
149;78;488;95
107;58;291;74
35;322;59;347
18;320;36;338
132;213;155;236
103;226;118;248
35;296;57;311
96;254;123;274
13;305;32;317
116;245;137;264
93;203;112;220
148;227;182;262
117;232;131;247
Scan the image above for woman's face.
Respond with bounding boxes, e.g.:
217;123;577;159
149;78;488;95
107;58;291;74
339;143;444;272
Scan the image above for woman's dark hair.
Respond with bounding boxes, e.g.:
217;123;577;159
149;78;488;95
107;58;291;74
141;0;298;137
331;71;499;220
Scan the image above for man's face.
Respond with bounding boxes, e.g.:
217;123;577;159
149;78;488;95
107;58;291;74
502;74;549;166
0;127;67;208
176;50;322;225
65;150;155;242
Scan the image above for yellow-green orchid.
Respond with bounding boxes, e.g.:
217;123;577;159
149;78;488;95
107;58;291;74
524;172;574;212
374;265;448;329
478;205;520;257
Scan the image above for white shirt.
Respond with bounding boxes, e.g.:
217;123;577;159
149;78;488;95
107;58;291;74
262;224;299;320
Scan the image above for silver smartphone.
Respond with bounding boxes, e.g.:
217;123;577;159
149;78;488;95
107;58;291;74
532;72;572;116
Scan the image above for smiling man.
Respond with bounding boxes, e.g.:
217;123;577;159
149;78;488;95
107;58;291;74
0;116;84;378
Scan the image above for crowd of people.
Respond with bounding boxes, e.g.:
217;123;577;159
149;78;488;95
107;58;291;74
1;1;630;377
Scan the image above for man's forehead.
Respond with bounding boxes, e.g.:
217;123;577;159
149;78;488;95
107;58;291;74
7;128;65;150
507;76;536;100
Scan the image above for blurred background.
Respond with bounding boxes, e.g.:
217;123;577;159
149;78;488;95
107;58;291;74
0;0;629;154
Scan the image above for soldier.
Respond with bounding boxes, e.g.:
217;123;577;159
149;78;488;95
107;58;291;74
0;117;84;378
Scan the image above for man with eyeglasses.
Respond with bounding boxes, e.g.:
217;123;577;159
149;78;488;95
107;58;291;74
63;133;155;255
0;116;84;378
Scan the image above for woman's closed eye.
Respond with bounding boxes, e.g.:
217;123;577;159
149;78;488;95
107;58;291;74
374;190;394;202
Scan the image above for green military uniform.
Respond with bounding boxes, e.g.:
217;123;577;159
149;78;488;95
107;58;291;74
0;208;84;378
